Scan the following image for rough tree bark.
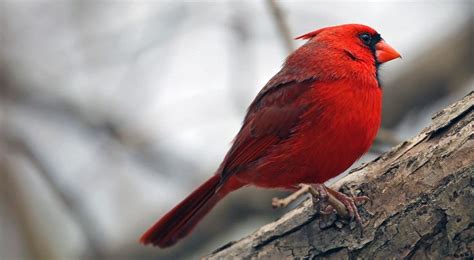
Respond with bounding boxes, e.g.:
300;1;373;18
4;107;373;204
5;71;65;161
205;92;473;259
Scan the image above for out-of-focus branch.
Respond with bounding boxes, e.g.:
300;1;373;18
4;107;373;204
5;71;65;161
228;3;257;113
0;76;199;180
267;0;294;53
382;19;473;128
373;128;399;146
0;152;44;259
0;57;102;257
3;132;104;258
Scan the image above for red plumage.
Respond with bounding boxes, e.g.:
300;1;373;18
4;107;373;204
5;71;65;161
140;24;400;248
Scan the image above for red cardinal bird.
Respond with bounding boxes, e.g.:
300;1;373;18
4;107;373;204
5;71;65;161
140;24;400;248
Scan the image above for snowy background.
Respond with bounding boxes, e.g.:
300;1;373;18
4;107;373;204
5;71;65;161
0;0;472;259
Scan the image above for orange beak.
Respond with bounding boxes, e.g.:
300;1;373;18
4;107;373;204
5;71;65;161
375;40;401;63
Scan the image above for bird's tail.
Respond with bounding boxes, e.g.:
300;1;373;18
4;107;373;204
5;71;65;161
140;174;236;248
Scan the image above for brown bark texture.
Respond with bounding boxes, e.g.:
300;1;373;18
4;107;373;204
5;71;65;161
205;92;474;259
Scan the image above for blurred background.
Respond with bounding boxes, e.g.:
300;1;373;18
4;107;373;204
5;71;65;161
0;0;472;259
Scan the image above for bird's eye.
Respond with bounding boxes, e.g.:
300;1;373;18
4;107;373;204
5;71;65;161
359;33;372;45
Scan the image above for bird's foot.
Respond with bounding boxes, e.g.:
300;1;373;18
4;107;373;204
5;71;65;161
323;186;369;225
272;184;369;226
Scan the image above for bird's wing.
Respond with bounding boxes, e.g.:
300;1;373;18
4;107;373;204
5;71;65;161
220;78;317;181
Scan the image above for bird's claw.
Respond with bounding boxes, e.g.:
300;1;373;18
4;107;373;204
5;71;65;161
327;189;369;225
310;184;368;226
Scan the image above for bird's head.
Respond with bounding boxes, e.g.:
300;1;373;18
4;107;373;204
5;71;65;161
296;24;401;66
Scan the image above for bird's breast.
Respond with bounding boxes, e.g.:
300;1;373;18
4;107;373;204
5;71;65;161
298;81;382;182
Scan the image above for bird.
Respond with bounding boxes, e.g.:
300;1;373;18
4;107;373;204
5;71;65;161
140;23;401;248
